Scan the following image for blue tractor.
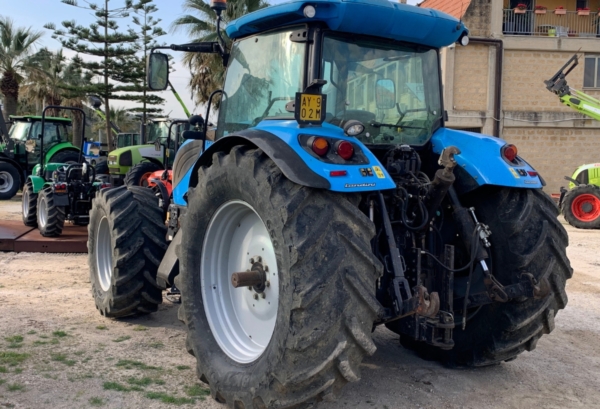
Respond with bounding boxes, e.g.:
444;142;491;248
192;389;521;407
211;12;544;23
88;0;571;407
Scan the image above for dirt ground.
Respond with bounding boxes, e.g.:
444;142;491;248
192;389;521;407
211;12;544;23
1;194;599;409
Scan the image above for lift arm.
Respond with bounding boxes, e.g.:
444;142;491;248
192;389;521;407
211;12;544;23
545;54;600;122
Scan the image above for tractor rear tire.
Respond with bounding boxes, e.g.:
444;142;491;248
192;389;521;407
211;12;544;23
398;187;572;366
88;186;167;318
561;185;600;229
22;181;37;227
37;188;65;237
49;150;80;164
0;161;21;200
124;162;162;187
177;146;383;408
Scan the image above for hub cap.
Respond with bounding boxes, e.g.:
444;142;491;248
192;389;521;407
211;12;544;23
571;193;600;222
22;189;29;217
96;216;113;292
0;171;14;193
38;195;48;228
201;200;279;364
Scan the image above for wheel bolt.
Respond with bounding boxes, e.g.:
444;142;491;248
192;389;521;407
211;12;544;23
261;293;266;299
266;280;270;287
257;256;262;262
249;258;255;264
265;266;269;272
248;286;253;291
253;293;259;300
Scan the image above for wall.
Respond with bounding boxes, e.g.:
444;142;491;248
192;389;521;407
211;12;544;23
503;127;600;193
453;44;491;111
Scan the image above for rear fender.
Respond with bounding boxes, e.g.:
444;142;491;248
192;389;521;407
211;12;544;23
431;128;543;194
187;120;395;193
141;156;164;167
44;143;79;163
27;175;45;193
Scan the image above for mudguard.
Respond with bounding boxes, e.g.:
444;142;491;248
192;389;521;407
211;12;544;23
44;143;79;163
431;128;543;193
186;120;395;194
27;175;45;194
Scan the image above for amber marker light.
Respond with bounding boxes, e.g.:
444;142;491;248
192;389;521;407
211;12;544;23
312;137;329;156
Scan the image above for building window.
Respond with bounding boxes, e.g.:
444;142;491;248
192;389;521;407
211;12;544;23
576;0;588;9
584;56;600;88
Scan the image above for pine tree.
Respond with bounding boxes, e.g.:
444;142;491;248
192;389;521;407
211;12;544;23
45;0;139;148
127;0;167;140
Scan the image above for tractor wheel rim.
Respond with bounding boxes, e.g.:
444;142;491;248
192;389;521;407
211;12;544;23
0;171;14;193
571;194;600;222
140;172;154;187
38;196;48;228
22;189;29;217
96;216;113;292
201;200;279;364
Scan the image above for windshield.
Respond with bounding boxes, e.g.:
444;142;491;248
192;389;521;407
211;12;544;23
117;133;141;148
147;121;169;143
321;35;442;146
8;122;31;141
216;29;305;139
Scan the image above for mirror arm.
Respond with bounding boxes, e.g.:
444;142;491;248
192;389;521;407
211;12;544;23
215;15;230;66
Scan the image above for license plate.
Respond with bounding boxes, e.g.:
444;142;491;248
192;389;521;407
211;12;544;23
295;92;326;125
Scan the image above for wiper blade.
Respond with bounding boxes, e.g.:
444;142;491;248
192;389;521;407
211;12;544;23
369;121;425;130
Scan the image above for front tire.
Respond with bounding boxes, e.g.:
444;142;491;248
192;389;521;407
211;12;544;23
22;181;38;227
124;162;162;187
37;188;65;237
561;185;600;229
88;186;167;317
401;188;572;366
0;161;21;200
177;146;383;408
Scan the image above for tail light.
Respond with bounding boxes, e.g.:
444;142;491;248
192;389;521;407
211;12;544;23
501;144;518;162
311;137;329;156
336;141;354;160
329;170;347;177
55;183;67;190
100;184;111;189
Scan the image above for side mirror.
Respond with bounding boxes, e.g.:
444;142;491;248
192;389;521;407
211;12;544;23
25;139;36;153
182;130;205;140
375;79;396;110
147;53;169;91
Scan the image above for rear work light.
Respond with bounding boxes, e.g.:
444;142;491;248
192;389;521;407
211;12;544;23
336;141;354;160
311;137;329;156
501;144;518;162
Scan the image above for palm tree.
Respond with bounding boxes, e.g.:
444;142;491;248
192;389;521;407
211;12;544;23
171;0;267;106
21;48;67;116
0;16;44;117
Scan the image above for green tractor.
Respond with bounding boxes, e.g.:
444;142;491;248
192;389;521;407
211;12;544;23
107;117;189;187
0;110;80;200
22;106;110;236
545;54;600;228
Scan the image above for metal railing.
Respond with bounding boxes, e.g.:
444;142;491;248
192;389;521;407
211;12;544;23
503;9;600;37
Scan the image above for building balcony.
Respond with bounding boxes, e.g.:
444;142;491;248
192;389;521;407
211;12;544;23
503;9;600;37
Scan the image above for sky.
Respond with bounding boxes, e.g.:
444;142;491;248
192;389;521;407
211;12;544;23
2;0;418;119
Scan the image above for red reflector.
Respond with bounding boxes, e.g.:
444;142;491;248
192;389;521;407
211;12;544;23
502;144;518;162
337;141;354;160
527;171;538;177
311;137;329;156
330;170;348;177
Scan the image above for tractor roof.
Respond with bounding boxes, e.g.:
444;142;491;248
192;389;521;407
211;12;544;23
225;0;468;49
9;115;72;123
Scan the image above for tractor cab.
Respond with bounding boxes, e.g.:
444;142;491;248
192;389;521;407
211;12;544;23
7;116;74;168
217;24;445;148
